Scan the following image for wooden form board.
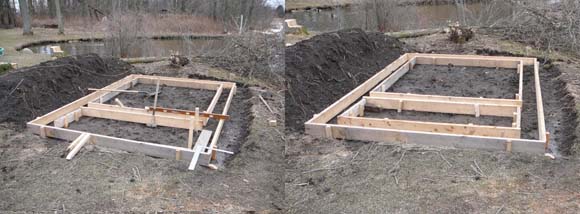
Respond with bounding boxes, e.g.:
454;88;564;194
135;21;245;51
27;74;235;169
305;53;547;153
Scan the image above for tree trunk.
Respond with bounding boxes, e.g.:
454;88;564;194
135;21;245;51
0;0;16;28
55;0;64;34
48;0;56;18
19;0;33;35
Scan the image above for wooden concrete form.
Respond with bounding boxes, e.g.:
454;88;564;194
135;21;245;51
305;53;548;153
27;74;236;170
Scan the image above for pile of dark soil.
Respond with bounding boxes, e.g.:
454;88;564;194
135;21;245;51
0;54;132;129
285;28;410;131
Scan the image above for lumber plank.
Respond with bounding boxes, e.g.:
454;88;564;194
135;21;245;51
207;85;236;155
534;61;547;141
337;116;521;138
372;57;415;92
307;53;411;125
32;124;213;164
307;123;545;153
80;107;201;129
415;56;520;68
188;144;204;171
205;84;223;124
369;92;522;106
364;96;518;117
66;133;90;160
146;107;230;120
136;75;232;90
30;75;137;125
409;53;536;66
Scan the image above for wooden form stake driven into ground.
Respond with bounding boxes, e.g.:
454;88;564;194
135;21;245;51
27;74;237;170
305;53;548;153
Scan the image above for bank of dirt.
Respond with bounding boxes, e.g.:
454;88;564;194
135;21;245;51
0;54;132;128
285;28;410;131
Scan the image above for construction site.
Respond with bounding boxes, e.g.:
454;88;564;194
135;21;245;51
2;0;580;213
284;0;580;211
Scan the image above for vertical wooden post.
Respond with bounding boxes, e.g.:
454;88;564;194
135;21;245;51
187;116;194;149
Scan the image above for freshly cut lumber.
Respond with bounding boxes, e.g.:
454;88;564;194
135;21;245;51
369;92;522;106
409;53;536;66
308;123;545;153
66;133;91;160
146;106;230;120
81;106;197;129
189;130;213;171
137;75;229;90
337;116;520;138
534;61;547;141
364;96;517;117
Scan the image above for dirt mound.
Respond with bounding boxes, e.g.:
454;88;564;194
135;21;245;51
285;28;410;131
0;54;132;129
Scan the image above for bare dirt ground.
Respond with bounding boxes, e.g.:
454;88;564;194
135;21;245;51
285;29;580;213
0;55;284;212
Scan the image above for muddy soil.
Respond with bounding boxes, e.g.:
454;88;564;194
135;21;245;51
365;110;513;127
389;64;518;99
0;54;132;128
285;28;410;131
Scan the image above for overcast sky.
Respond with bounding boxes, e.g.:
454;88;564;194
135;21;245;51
266;0;284;7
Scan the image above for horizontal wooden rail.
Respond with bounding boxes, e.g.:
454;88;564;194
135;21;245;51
337;116;520;138
136;75;234;90
305;123;545;153
364;96;518;117
409;53;536;66
369;92;522;106
81;106;202;129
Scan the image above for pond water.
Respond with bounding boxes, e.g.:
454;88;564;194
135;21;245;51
29;38;226;58
287;1;555;32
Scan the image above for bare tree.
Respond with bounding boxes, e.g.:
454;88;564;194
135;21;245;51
19;0;33;35
55;0;64;34
0;0;16;28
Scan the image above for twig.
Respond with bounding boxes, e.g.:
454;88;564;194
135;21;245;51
496;204;505;214
258;94;275;114
7;79;24;97
473;160;485;176
301;166;344;174
388;150;406;174
438;151;453;167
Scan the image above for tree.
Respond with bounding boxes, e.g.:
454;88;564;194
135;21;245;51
19;0;33;35
0;0;16;28
55;0;64;34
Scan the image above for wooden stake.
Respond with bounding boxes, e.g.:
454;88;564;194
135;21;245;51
397;100;403;113
506;140;512;153
194;107;200;130
545;132;551;150
66;133;90;160
175;149;182;161
474;104;480;118
187;116;194;149
150;78;161;127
